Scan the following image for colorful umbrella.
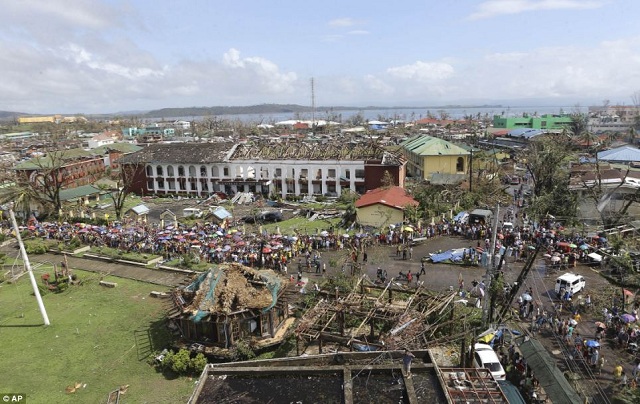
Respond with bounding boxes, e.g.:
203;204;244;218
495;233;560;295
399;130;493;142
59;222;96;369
621;314;636;323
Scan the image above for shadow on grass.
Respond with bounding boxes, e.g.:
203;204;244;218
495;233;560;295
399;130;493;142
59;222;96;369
135;316;176;361
0;323;46;328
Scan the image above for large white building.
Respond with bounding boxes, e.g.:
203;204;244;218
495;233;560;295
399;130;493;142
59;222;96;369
119;141;406;198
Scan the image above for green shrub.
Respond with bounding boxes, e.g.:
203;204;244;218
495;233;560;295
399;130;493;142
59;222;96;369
25;241;48;255
68;237;82;249
233;339;256;361
190;353;207;374
159;349;208;376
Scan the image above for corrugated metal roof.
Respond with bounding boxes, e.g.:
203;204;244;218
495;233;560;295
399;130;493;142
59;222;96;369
355;186;418;209
400;135;469;156
59;185;103;201
508;128;545;138
518;338;582;404
597;145;640;162
128;204;150;215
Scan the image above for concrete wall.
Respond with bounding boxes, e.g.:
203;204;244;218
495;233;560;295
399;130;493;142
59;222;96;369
356;204;404;228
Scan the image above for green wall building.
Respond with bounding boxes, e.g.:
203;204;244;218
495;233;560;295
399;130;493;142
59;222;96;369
492;114;572;130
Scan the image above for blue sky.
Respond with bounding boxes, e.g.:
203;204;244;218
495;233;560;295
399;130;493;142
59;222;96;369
2;0;640;114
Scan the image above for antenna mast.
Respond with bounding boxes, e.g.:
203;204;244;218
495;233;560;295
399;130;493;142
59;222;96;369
311;77;316;128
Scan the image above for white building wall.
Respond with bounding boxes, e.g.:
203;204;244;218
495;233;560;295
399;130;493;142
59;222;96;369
145;159;367;198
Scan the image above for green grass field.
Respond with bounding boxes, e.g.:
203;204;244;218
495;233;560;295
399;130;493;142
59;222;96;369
261;216;341;235
0;270;194;403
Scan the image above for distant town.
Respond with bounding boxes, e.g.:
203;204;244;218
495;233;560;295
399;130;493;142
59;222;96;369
2;102;640;403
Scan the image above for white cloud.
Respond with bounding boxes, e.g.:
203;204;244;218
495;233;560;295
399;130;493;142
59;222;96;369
363;75;394;95
222;49;297;93
386;61;455;82
62;44;165;79
328;18;357;27
468;0;604;20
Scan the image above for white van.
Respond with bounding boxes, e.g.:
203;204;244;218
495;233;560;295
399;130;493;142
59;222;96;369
183;208;204;218
555;273;585;297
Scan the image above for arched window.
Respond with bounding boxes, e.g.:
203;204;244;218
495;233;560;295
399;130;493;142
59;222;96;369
456;157;465;172
146;165;153;176
189;165;196;177
167;165;174;176
178;165;185;176
156;165;163;176
200;165;207;176
211;166;219;177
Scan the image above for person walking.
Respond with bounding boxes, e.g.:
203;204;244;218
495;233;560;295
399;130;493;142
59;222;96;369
598;355;606;376
403;349;416;378
420;261;426;275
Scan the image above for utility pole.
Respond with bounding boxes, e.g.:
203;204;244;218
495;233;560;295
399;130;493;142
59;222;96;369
7;204;51;326
310;77;316;130
469;149;473;192
481;203;500;328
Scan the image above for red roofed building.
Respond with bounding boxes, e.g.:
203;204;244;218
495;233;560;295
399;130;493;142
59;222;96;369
355;186;418;228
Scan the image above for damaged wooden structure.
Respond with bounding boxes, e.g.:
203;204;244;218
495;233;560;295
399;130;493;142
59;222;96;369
295;275;458;354
168;263;293;358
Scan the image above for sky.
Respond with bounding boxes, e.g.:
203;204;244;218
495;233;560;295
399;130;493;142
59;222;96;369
2;0;640;114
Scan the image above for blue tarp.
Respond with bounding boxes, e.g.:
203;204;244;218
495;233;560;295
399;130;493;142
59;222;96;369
430;248;466;263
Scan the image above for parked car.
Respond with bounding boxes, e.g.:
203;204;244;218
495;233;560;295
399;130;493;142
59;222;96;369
472;343;506;380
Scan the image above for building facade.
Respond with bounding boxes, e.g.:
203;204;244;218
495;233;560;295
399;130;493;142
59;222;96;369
492;114;572;130
118;141;406;198
400;135;470;181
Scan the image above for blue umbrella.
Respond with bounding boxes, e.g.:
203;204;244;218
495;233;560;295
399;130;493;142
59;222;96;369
579;244;589;250
584;339;600;348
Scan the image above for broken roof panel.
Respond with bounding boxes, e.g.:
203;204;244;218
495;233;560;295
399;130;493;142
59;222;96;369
118;142;234;164
228;141;401;163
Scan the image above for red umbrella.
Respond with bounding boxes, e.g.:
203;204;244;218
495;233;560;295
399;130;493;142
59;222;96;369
262;247;272;254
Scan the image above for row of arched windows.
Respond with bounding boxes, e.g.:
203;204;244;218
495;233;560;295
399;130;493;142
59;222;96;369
146;165;226;178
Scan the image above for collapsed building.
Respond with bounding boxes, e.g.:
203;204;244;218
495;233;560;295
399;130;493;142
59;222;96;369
118;140;406;198
168;263;293;358
294;276;459;354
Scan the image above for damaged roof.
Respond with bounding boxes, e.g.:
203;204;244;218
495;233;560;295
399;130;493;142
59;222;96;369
229;141;402;163
180;263;285;318
118;142;234;164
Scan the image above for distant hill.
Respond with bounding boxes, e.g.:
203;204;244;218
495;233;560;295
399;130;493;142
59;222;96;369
141;104;505;119
144;104;319;118
0;111;22;120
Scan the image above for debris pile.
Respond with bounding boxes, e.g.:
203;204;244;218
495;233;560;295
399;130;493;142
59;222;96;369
182;263;285;317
